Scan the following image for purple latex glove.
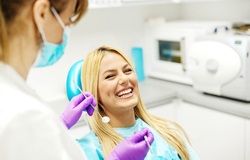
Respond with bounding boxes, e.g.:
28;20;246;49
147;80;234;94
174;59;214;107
107;127;154;160
60;92;96;129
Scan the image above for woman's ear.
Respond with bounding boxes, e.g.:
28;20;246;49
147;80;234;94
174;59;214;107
33;0;50;28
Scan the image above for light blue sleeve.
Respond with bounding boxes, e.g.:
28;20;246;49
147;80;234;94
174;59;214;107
76;132;104;160
152;143;200;160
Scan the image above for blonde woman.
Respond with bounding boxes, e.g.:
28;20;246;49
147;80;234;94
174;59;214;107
0;0;153;159
77;46;200;160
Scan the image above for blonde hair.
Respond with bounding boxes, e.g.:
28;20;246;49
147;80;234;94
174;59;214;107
82;46;190;160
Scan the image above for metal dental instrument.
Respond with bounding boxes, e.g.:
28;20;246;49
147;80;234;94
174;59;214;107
73;80;110;123
144;135;153;154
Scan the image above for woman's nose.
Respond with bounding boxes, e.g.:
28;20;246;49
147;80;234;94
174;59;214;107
118;73;129;85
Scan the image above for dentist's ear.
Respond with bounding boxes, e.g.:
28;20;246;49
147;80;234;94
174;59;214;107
33;0;50;27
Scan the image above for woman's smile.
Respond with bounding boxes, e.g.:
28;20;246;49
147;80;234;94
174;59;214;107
116;87;133;98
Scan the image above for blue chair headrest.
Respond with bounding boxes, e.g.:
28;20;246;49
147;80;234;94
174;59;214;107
66;60;84;101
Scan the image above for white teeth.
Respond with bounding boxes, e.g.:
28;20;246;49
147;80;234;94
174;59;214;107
117;88;132;96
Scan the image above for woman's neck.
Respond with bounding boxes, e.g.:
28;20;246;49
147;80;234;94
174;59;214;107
108;109;136;128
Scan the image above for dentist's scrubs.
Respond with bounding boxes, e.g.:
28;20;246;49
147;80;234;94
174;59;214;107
77;118;200;160
0;62;87;160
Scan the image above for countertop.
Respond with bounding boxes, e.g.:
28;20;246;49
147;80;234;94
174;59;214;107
143;77;250;119
138;79;176;108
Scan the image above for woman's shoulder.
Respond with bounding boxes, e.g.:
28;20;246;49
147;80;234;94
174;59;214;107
76;131;104;159
76;131;102;150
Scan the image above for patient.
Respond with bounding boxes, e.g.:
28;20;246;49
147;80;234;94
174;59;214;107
77;46;200;160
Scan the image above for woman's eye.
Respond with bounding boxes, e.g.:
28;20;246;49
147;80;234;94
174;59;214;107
105;75;114;79
125;69;132;73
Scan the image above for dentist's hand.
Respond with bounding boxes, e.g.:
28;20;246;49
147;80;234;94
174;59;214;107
60;92;96;129
107;127;154;160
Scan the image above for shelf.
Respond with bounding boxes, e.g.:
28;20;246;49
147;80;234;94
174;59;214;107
88;0;173;9
88;0;242;8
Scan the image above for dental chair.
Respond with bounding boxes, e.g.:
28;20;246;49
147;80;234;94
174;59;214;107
65;59;92;131
66;59;84;101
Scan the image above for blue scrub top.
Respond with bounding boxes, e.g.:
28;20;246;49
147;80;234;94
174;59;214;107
76;118;200;160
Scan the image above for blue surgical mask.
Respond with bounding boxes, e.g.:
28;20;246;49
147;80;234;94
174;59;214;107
34;7;70;67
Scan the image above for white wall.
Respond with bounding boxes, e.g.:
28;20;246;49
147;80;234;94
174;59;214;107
27;3;181;114
180;0;250;21
27;0;250;114
67;3;181;57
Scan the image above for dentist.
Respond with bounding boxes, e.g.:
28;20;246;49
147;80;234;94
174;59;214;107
0;0;153;160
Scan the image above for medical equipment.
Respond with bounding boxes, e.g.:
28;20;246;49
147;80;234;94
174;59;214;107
73;80;110;123
186;34;250;101
144;135;153;154
145;20;232;85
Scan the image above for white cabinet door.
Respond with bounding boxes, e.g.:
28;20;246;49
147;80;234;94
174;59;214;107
148;100;245;160
246;119;250;160
174;101;245;160
148;101;177;121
